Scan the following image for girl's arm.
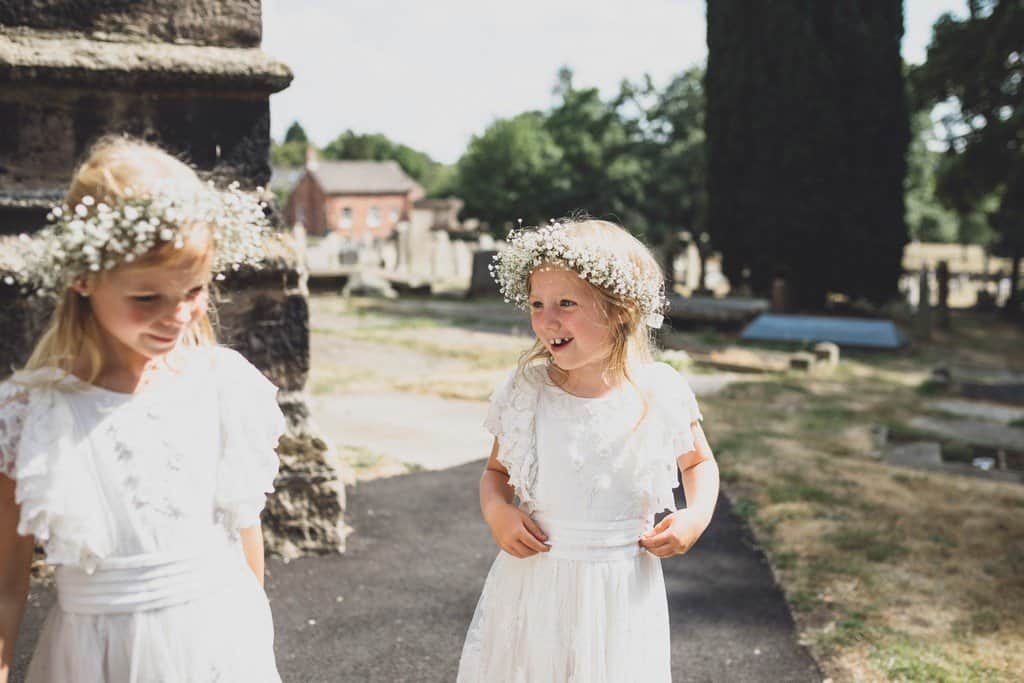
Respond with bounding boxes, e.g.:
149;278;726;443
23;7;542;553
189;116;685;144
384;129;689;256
480;438;549;558
640;421;720;558
240;525;266;588
0;475;34;683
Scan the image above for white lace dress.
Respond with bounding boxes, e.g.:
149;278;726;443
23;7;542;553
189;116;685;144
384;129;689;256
0;347;284;683
458;362;703;683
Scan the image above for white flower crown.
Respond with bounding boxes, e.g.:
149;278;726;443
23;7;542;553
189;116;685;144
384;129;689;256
1;181;273;297
488;221;667;328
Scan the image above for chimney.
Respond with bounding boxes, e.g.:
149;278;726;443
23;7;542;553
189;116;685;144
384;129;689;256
305;144;318;171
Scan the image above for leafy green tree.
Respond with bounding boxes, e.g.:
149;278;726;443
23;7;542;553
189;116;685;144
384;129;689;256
284;121;308;144
454;112;567;232
620;68;710;288
271;141;307;167
543;68;646;224
271;120;310;167
914;0;1024;312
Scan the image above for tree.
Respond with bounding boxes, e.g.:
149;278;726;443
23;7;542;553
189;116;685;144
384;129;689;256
453;112;567;232
543;67;646;224
904;73;963;244
706;1;909;309
622;68;710;289
271;120;309;167
284;121;308;144
914;0;1024;313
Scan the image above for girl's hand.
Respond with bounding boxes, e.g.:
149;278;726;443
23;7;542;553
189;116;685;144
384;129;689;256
639;509;706;558
483;503;550;559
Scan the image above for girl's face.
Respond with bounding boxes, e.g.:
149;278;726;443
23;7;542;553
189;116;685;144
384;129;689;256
528;267;615;376
74;258;211;369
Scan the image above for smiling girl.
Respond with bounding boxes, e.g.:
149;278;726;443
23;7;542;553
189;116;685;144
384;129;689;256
458;219;719;682
0;137;283;682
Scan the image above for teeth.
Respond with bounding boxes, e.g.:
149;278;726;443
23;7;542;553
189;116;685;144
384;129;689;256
549;337;571;345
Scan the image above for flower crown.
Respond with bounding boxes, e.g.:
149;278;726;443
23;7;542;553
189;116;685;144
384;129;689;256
488;221;667;328
1;181;272;297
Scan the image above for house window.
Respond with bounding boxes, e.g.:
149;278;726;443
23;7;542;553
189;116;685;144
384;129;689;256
340;207;353;229
368;206;381;227
389;207;400;223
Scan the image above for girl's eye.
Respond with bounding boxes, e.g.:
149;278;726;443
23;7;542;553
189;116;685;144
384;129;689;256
529;301;543;310
559;299;576;308
131;295;159;303
186;286;206;300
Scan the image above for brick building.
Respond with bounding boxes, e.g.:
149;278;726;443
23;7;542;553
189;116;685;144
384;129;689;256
285;149;425;240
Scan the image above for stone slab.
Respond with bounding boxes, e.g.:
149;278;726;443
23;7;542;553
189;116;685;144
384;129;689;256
741;314;906;349
908;416;1024;452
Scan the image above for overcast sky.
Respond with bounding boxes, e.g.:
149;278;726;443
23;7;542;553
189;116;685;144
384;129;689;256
263;1;966;164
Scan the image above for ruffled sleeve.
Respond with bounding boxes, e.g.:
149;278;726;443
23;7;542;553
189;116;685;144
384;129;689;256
484;366;545;507
649;362;703;458
8;369;114;572
633;362;705;514
212;347;285;532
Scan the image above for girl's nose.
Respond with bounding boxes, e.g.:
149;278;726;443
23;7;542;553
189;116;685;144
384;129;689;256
170;301;193;325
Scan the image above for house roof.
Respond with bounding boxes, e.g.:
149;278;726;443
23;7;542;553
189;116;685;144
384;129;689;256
269;166;303;193
309;160;423;196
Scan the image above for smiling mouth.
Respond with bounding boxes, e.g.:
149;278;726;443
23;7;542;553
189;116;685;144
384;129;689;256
549;337;574;351
148;333;178;344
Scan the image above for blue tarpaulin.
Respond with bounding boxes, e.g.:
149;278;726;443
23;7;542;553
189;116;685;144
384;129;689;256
740;314;906;349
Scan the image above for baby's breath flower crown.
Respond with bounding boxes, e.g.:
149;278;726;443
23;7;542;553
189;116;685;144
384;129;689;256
488;221;667;328
1;181;273;297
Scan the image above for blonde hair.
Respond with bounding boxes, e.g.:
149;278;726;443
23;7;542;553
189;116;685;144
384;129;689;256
518;219;663;416
24;136;217;380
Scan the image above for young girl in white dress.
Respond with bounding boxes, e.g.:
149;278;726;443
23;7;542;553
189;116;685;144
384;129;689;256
458;219;720;682
0;138;283;682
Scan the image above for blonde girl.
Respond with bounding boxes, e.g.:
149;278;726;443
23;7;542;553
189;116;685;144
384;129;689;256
0;137;282;682
458;219;720;682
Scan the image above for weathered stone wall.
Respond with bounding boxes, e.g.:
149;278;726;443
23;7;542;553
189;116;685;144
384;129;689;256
0;1;263;47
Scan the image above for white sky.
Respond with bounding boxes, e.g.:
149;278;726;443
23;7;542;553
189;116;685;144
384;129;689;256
263;0;967;164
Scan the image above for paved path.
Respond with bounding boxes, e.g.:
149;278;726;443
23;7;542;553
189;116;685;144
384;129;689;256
13;461;822;682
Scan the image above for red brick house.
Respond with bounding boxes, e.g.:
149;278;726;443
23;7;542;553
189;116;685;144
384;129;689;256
284;150;425;240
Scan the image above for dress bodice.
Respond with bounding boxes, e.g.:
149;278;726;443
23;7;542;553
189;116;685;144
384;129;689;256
485;362;703;522
0;346;283;571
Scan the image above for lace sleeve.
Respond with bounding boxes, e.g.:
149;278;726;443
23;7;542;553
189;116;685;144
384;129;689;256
485;366;544;506
0;381;30;478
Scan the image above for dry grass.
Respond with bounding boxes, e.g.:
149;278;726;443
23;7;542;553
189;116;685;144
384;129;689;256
704;311;1024;682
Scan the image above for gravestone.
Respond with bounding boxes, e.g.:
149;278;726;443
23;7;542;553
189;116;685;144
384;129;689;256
936;260;951;330
468;250;499;297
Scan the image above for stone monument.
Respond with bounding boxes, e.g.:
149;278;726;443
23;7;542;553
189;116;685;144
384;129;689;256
0;2;348;557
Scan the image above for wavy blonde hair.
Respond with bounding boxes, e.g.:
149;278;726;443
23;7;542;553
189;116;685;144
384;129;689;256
24;136;217;381
518;219;663;415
